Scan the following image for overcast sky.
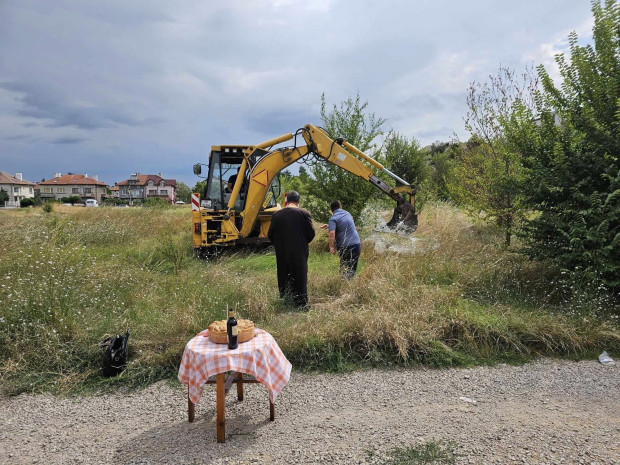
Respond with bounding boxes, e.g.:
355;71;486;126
0;0;594;187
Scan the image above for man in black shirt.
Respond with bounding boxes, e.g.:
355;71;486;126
267;191;315;307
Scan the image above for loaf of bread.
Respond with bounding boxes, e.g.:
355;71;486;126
207;319;255;344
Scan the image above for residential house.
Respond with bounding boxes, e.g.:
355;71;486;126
108;184;120;198
117;173;177;204
38;173;108;203
0;172;35;207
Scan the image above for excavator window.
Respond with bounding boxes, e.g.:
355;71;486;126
204;150;247;211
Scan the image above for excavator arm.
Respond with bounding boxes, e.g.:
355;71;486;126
228;123;417;238
300;124;417;230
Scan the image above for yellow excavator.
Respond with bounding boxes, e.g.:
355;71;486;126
191;123;417;257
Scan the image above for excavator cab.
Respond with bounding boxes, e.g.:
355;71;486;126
192;145;282;255
196;146;280;212
202;146;247;211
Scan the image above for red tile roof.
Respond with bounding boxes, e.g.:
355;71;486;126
117;174;177;187
38;174;107;186
0;172;35;185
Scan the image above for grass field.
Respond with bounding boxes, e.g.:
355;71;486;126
0;203;618;395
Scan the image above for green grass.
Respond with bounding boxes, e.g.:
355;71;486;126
367;441;456;465
0;202;618;395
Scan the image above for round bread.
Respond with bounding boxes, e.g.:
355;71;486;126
208;319;255;344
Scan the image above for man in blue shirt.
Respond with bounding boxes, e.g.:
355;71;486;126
327;200;361;280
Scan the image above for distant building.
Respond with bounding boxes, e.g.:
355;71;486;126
117;173;177;204
0;172;35;207
109;184;120;198
37;173;107;203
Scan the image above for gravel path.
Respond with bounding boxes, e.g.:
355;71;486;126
1;359;618;465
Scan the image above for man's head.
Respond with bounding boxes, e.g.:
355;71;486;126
330;200;342;212
287;190;301;205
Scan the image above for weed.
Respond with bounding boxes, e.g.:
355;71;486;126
381;440;456;465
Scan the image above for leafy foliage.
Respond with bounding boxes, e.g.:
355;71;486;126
512;0;620;288
424;141;458;201
191;180;206;200
175;182;191;203
60;196;83;205
455;65;539;245
19;198;39;208
306;93;387;222
0;188;8;203
143;197;173;208
383;131;430;212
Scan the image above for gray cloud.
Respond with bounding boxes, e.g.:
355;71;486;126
1;81;162;130
4;134;30;141
0;0;595;186
51;137;87;144
245;107;318;136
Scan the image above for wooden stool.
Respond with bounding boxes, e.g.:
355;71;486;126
188;371;275;443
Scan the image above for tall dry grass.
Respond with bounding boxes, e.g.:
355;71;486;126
0;203;617;394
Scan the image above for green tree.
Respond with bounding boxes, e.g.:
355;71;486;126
424;141;458;201
384;132;428;185
176;182;191;203
306;93;387;222
0;188;8;204
192;180;206;197
383;131;430;210
513;0;620;287
454;65;538;245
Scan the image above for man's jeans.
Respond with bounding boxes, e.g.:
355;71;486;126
337;243;361;280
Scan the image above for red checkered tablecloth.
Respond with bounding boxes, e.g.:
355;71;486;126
178;328;292;405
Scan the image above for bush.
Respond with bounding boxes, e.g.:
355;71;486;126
143;197;173;208
19;198;39;208
103;198;128;206
41;202;54;213
60;196;83;205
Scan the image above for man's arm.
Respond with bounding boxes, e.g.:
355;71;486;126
328;216;337;254
267;212;277;242
305;211;315;243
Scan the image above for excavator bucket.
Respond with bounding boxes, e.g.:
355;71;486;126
386;201;418;233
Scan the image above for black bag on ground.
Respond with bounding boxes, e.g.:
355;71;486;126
100;330;130;377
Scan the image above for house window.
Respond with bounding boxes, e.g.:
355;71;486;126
149;190;157;195
29;188;33;193
44;188;52;193
84;188;92;194
148;181;154;186
160;181;165;187
122;189;129;195
160;190;168;194
72;188;80;194
57;188;65;193
14;187;19;193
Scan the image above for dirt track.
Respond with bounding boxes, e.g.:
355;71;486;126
1;359;619;464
